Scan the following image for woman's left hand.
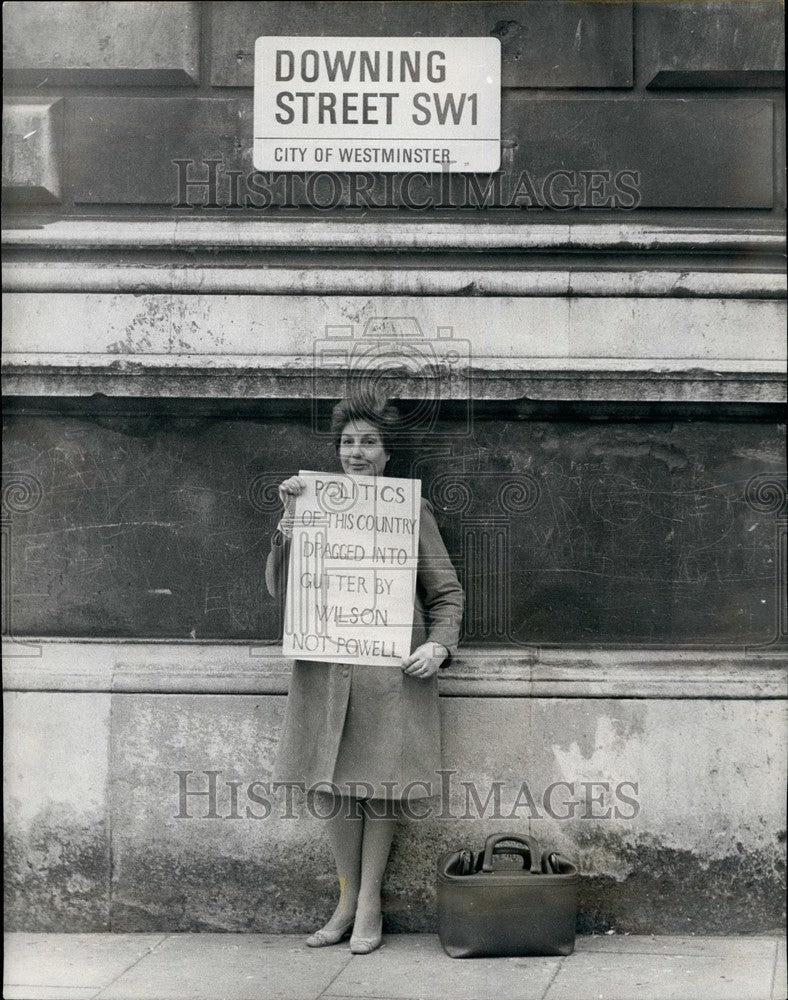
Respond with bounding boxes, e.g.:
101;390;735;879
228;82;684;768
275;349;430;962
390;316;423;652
401;642;449;679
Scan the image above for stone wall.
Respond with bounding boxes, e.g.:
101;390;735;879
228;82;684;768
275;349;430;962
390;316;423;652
2;1;785;211
2;0;786;934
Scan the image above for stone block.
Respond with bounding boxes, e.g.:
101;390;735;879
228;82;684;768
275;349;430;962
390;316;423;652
66;94;774;208
102;691;786;933
543;948;776;1000
3;1;200;86
513;698;788;934
3;692;111;930
482;1;633;89
5;292;785;365
210;1;633;88
108;693;301;931
503;95;774;209
2;101;63;204
639;0;785;88
3;933;166;990
95;935;354;1000
325;935;560;1000
69;98;249;205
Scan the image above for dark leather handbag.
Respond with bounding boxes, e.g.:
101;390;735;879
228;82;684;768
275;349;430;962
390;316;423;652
436;833;578;958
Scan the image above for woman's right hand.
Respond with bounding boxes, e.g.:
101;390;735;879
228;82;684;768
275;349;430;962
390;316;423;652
277;476;306;539
278;475;307;507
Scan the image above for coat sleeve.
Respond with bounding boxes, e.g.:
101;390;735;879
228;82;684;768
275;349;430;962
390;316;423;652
264;529;291;602
416;499;464;662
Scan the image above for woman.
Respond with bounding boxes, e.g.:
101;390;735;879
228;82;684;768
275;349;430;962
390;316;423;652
265;394;463;954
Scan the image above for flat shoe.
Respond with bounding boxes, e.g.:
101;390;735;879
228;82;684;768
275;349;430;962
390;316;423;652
349;915;383;955
305;921;354;947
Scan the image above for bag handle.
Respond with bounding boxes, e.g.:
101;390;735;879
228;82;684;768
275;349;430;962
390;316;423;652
481;833;541;874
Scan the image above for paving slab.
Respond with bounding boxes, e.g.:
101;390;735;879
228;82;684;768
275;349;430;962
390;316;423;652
543;949;776;1000
773;938;787;1000
93;934;353;1000
324;934;561;1000
3;988;102;1000
3;934;783;1000
3;934;167;989
574;934;779;957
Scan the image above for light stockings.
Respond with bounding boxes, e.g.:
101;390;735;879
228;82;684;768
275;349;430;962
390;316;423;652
319;800;364;932
354;800;398;938
317;797;399;937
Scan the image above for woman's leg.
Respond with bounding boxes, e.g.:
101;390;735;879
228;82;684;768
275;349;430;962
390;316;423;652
313;794;363;934
351;799;399;941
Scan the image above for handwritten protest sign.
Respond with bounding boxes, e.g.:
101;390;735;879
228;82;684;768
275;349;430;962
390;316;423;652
283;471;421;666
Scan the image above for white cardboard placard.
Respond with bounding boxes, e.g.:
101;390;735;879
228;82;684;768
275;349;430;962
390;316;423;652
282;471;421;666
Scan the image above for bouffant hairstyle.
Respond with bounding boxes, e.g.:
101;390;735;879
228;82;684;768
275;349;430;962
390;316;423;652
330;392;400;457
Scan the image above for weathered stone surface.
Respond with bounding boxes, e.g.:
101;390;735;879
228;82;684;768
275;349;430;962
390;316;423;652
3;1;200;85
69;98;248;205
5;260;786;299
66;95;774;208
210;0;633;88
4;292;785;363
3;692;111;930
4;217;784;254
2;101;63;204
5;640;786;700
638;0;785;88
3;688;784;932
483;2;632;88
98;693;787;933
502;95;774;209
108;693;297;931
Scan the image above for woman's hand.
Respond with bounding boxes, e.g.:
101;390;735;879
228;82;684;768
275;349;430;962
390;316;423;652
277;475;306;539
401;642;449;679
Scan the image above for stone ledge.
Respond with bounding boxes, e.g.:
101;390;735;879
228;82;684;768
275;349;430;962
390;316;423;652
3;364;784;404
2;219;785;254
4;263;785;299
3;294;784;362
3;639;786;699
3;363;785;405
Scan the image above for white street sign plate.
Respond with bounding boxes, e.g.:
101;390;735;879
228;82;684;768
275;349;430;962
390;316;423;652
254;36;501;172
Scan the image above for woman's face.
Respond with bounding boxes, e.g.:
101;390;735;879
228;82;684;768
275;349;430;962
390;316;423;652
338;419;390;477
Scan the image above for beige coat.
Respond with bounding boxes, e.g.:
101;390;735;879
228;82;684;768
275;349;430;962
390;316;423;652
266;498;463;800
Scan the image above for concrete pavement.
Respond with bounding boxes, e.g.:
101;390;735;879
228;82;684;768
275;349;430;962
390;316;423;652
3;933;786;1000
